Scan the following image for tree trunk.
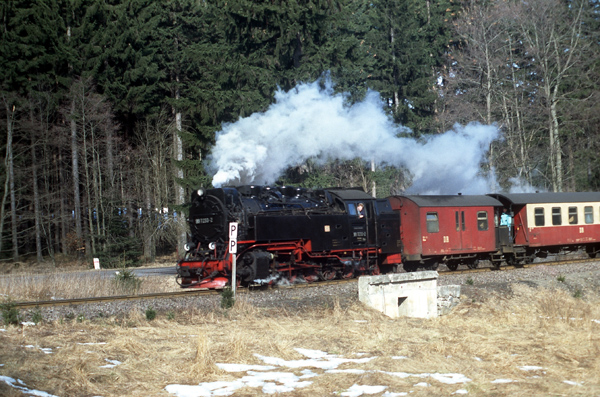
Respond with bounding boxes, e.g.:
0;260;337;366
83;122;96;255
1;100;14;258
173;88;186;253
71;100;83;255
30;123;43;263
550;85;562;192
0;157;9;255
58;151;68;255
143;167;154;261
4;101;19;261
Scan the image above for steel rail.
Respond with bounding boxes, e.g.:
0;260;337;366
12;289;223;309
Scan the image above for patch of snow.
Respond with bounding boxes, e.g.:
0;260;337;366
166;370;312;396
254;351;375;370
392;356;408;360
453;389;468;394
341;384;387;396
518;366;544;371
414;382;430;387
430;373;472;384
295;348;329;359
100;359;122;369
0;375;59;397
491;379;515;384
299;369;318;379
563;380;582;386
166;349;472;397
244;371;312;393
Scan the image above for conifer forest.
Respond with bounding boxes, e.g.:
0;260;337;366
1;0;599;264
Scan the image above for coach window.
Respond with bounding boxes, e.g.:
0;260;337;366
455;211;460;231
477;211;488;231
534;207;545;226
568;206;578;225
585;206;594;224
426;212;439;233
552;207;562;225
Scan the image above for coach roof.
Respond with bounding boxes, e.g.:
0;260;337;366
395;195;502;207
489;192;600;205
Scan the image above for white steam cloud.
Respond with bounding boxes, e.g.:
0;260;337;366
207;78;500;194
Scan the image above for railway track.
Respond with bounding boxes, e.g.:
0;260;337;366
10;255;598;309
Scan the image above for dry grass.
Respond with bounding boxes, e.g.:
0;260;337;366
0;254;180;301
1;284;599;396
0;269;180;301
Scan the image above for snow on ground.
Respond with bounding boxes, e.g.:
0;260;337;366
0;375;59;397
165;348;475;397
100;359;122;369
0;342;590;396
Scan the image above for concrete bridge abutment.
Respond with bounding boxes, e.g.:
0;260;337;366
358;271;460;319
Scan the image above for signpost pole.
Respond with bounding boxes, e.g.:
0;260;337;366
229;222;238;297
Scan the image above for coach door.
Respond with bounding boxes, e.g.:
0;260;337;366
454;208;480;251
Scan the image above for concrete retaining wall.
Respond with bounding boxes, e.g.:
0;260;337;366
358;272;461;318
358;271;439;319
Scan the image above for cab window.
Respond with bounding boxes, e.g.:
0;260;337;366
347;203;367;218
477;211;488;231
426;212;439;233
347;203;356;216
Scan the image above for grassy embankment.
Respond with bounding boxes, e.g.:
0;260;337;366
1;279;599;396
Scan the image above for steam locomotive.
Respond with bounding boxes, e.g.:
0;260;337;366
176;185;600;288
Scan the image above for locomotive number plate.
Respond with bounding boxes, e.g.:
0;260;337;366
196;217;213;224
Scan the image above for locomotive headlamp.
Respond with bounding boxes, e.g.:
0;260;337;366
196;188;206;198
184;243;191;252
208;242;217;250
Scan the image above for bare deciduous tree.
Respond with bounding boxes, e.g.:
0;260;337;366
516;0;588;192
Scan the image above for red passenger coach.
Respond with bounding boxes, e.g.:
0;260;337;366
389;195;502;271
489;192;600;260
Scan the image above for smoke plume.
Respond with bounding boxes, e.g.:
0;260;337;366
207;78;500;194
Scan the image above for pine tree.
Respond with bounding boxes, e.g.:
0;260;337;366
365;0;457;132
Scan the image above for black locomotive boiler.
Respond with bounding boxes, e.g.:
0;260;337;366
176;185;401;288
